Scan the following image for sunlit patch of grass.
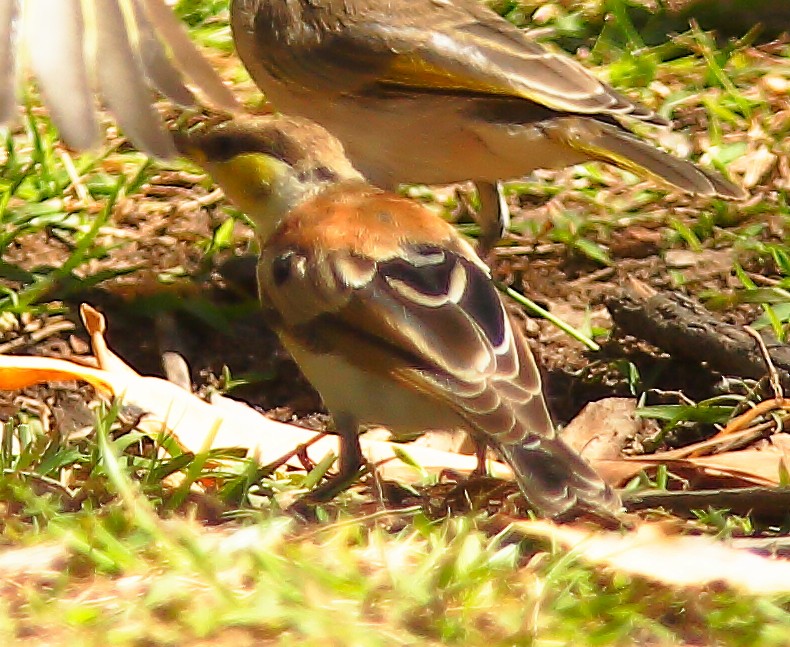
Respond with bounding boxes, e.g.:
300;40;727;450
1;387;789;643
3;402;790;645
176;0;235;52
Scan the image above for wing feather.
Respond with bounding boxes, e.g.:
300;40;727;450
23;0;99;149
262;0;664;124
0;0;20;125
7;0;235;155
131;0;196;106
92;0;175;157
138;0;239;111
260;240;552;446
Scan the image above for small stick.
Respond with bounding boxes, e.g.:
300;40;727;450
622;486;790;519
263;432;327;474
635;424;773;460
744;325;784;401
697;398;790;452
59;150;92;205
0;319;76;354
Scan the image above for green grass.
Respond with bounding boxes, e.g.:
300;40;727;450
2;0;790;644
2;407;789;645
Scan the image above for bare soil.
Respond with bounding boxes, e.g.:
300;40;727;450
0;162;770;442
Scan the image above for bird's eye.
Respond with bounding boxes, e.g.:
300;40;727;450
208;134;237;162
271;253;293;285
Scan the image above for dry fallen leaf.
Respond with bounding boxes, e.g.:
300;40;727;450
594;446;786;489
561;398;642;461
515;520;790;595
0;304;513;484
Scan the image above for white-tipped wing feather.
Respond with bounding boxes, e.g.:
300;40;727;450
136;0;238;110
23;0;98;148
93;0;175;157
261;238;551;445
132;0;196;107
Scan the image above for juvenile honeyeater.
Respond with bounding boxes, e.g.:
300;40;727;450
175;116;622;519
5;1;744;250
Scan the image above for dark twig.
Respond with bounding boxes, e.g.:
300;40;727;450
640;424;773;459
262;432;327;474
606;289;790;385
698;399;790;451
622;486;790;519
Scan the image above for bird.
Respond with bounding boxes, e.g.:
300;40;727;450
174;115;622;519
228;0;746;249
4;2;743;250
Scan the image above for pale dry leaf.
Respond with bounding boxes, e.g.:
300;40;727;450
0;304;514;484
409;429;476;455
561;398;640;461
0;354;115;393
728;145;777;188
592;445;784;489
761;74;790;95
690;449;785;486
656;129;691;158
80;304;137;377
514;520;790;595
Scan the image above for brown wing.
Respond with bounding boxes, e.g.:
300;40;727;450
241;0;663;124
260;234;554;447
259;233;618;516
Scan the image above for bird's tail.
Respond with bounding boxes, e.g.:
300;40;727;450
493;434;622;520
545;117;746;200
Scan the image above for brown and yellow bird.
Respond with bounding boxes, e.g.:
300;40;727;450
5;2;744;249
229;0;745;247
175;116;621;519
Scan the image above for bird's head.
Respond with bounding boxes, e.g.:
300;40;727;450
175;116;363;240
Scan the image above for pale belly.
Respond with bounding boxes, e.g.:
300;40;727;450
259;81;587;188
285;342;466;439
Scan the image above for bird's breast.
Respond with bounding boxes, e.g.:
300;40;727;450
283;338;465;437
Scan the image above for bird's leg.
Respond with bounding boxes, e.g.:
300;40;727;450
298;412;364;504
475;180;509;259
473;438;489;477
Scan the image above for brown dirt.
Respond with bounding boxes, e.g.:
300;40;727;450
0;165;768;440
3;39;789;451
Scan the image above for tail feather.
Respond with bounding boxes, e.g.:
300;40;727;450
546;118;746;200
494;435;621;519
